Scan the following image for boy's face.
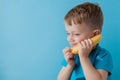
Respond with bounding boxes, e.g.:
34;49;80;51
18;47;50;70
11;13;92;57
65;22;93;47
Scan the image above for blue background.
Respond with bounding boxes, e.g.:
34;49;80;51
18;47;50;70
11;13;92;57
0;0;119;80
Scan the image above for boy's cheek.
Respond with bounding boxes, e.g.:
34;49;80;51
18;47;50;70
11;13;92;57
75;40;80;43
75;38;83;43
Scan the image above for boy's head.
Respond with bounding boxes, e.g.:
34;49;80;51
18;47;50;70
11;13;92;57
64;2;103;31
64;2;103;47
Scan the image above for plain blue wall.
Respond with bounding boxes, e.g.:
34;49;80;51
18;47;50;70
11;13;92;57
0;0;120;80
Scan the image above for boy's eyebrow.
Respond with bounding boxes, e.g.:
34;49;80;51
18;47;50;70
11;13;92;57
66;31;78;33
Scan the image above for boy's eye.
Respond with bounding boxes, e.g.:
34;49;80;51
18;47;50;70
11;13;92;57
74;34;80;36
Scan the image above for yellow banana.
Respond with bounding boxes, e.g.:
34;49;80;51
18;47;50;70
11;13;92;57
71;34;102;54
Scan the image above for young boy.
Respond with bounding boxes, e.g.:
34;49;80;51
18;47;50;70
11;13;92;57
57;2;113;80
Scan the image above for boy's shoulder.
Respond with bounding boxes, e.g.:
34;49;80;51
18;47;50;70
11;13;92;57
95;44;111;55
91;44;112;60
92;44;113;76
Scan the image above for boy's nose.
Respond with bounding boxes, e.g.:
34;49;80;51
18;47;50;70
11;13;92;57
67;35;74;42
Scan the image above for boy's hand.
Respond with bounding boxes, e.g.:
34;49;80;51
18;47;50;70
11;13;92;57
63;47;75;66
78;39;93;58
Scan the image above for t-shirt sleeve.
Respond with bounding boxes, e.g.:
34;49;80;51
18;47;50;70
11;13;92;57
94;51;113;75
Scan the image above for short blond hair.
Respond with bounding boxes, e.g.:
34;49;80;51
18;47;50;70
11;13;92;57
64;2;103;31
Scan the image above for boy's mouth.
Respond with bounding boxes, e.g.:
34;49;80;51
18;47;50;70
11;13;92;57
70;43;78;47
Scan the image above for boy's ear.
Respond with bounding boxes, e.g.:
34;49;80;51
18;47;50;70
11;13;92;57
92;29;100;36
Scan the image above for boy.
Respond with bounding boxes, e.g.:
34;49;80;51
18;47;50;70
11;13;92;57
57;2;113;80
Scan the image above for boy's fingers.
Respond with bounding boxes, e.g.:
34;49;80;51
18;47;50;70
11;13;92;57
84;39;90;48
81;41;86;48
65;52;70;56
67;53;74;59
63;47;70;53
89;39;92;45
88;39;92;47
65;52;72;56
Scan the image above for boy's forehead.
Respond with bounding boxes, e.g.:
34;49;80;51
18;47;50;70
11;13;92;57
65;24;86;32
65;23;92;32
65;22;88;31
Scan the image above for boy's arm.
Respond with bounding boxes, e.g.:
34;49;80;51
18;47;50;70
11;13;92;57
57;64;74;80
78;39;108;80
80;57;108;80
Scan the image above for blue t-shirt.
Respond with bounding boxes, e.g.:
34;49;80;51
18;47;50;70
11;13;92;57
62;45;113;80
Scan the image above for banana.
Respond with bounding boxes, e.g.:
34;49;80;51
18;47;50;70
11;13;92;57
71;34;102;54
